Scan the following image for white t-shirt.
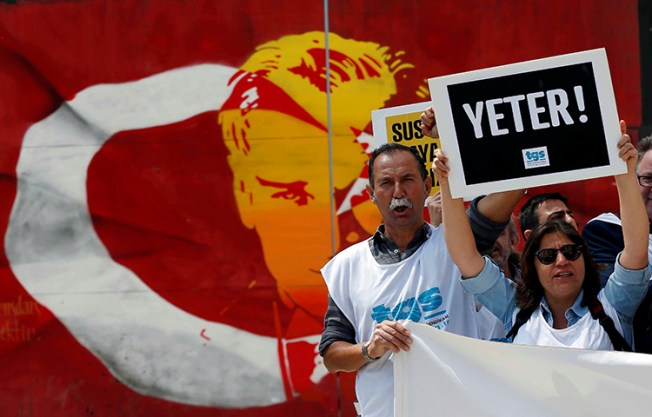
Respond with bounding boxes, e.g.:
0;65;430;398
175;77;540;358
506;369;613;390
513;293;622;350
322;224;480;417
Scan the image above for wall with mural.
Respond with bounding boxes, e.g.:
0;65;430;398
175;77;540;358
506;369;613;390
0;1;644;416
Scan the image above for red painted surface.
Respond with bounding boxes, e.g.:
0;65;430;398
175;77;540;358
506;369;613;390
0;1;641;416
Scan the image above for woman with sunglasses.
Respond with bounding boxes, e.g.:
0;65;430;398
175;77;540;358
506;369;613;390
435;121;651;350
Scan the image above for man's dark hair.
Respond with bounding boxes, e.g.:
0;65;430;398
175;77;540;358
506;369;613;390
518;192;569;238
368;143;428;187
638;134;652;162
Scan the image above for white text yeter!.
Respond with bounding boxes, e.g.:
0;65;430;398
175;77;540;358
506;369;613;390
462;86;588;139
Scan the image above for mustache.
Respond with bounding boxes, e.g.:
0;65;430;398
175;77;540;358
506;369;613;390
389;197;414;210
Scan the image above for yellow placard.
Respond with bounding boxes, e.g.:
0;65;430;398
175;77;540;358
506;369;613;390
383;110;441;193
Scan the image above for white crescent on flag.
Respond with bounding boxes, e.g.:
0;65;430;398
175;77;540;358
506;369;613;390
5;64;325;407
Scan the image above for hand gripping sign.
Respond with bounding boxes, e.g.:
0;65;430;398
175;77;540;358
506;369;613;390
428;48;624;199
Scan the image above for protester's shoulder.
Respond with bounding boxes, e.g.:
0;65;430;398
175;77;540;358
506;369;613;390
423;222;446;247
425;222;438;236
325;237;373;265
346;236;374;253
584;212;622;228
582;213;623;238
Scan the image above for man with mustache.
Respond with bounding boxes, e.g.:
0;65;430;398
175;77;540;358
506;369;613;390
318;142;523;417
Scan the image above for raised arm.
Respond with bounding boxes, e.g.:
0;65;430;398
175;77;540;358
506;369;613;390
421;105;524;247
615;120;649;270
433;149;485;278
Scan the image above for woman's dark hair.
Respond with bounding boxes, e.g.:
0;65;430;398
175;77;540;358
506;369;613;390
517;219;601;313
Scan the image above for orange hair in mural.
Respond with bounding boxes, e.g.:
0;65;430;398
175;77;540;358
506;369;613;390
219;31;413;317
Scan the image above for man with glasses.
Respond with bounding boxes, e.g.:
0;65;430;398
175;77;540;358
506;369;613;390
582;134;652;352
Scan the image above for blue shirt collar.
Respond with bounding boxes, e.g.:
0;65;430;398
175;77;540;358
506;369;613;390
539;290;588;327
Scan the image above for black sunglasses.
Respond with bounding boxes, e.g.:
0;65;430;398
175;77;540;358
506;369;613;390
535;243;583;265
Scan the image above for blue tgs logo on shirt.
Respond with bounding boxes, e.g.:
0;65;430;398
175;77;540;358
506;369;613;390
370;287;446;323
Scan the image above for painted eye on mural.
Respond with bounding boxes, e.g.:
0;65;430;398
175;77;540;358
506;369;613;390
255;176;315;206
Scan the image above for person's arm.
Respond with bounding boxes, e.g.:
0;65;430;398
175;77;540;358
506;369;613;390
469;190;524;255
422;105;524;249
601;122;651;327
322;319;413;373
433;149;485;278
319;296;356;351
614;120;649;271
322;341;370;373
319;296;360;372
467;195;518;255
604;252;650;325
434;149;519;327
476;190;525;223
426;191;443;227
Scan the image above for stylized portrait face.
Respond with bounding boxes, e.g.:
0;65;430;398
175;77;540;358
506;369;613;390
220;32;411;315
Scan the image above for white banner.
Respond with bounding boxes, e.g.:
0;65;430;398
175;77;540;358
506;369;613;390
393;321;652;417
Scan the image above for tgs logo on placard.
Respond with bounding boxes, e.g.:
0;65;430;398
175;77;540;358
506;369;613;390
522;146;550;169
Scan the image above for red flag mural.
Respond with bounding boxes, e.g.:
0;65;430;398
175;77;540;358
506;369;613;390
0;1;643;416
